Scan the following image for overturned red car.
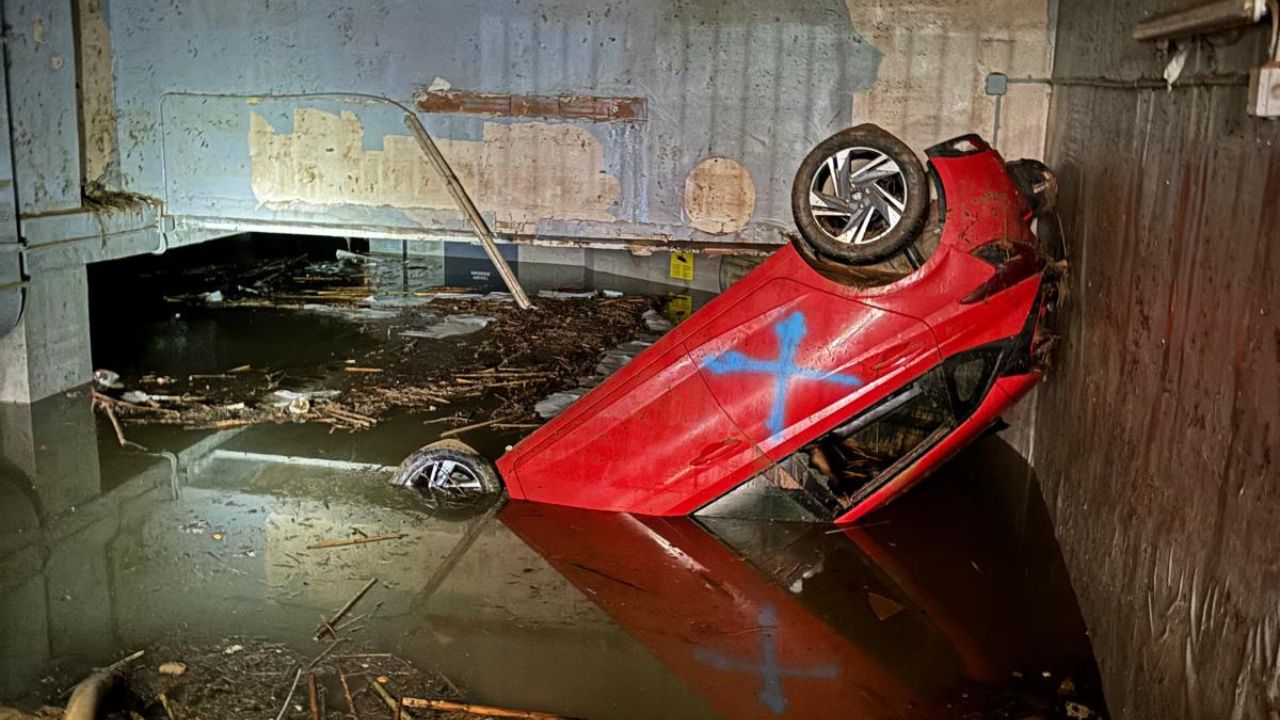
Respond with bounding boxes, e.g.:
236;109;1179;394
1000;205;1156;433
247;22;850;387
395;126;1063;524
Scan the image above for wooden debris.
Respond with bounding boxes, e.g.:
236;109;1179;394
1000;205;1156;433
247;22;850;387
158;692;180;720
92;393;148;451
401;697;573;719
339;670;361;720
316;404;378;430
422;415;468;426
308;638;347;669
314;578;378;640
308;534;404;550
439;419;498;438
369;680;412;720
106;276;657;436
274;668;304;720
307;671;321;720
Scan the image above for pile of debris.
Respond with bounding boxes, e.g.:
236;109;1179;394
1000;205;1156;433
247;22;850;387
23;638;523;720
94;291;658;441
16;575;570;720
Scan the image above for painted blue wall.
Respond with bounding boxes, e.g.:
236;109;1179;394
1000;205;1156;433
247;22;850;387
101;0;879;241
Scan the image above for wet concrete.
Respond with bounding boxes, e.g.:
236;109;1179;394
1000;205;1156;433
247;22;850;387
1;238;1106;718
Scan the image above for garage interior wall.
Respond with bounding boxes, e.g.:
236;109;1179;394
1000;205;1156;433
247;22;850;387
78;0;1053;246
1035;1;1280;718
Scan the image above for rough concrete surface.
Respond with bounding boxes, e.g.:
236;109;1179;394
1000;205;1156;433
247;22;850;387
845;0;1054;161
1036;1;1280;717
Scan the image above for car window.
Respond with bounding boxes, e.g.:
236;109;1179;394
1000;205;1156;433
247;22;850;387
943;346;1001;417
697;368;955;522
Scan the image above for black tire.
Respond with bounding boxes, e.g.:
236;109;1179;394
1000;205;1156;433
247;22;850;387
791;124;930;266
390;439;502;508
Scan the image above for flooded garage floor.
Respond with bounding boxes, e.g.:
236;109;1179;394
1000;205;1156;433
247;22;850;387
0;241;1106;719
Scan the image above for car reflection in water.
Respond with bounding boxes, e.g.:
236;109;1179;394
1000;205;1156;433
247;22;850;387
500;436;1104;719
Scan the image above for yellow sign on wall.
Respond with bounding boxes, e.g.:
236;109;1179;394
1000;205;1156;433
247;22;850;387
670;252;694;281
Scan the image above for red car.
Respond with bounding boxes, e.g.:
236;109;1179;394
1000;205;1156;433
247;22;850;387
394;126;1062;524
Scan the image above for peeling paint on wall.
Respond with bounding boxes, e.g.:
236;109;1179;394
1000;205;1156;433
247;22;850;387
683;157;756;235
77;0;119;186
249;108;619;224
845;0;1054;160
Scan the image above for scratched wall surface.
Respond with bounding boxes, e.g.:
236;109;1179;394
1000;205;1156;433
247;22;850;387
1036;1;1280;718
91;0;1056;245
844;0;1055;161
100;0;878;243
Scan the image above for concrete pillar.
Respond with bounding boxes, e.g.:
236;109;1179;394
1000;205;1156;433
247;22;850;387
0;388;103;516
0;265;92;403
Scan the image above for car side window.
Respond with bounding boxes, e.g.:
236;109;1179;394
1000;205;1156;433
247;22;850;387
811;369;952;505
944;347;1001;418
697;368;955;522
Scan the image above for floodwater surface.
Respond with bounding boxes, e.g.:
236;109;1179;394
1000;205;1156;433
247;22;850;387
0;240;1105;719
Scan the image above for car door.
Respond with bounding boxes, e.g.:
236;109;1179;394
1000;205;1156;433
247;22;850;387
683;276;941;462
501;342;762;517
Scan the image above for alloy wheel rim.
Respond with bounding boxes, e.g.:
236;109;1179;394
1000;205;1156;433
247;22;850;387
807;147;909;246
414;459;484;493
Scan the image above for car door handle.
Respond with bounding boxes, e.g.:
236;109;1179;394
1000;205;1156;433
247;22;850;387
691;438;744;467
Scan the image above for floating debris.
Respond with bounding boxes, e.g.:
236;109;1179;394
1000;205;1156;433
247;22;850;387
400;313;495;339
98;285;656;435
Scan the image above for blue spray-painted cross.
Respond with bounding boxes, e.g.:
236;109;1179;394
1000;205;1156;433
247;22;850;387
702;311;862;435
692;604;841;715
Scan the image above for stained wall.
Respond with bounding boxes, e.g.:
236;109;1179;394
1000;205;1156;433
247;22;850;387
84;0;1053;245
1035;2;1280;717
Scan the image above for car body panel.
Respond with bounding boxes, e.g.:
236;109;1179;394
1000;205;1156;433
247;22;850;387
497;133;1052;522
683;271;939;457
501;344;761;515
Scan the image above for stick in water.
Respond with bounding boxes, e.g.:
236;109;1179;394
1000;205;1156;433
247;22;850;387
274;668;304;720
307;534;404;550
339;670;361;720
307;672;320;720
314;578;378;640
400;697;573;720
369;680;412;720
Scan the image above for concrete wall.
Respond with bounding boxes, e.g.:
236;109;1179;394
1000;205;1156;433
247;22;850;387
0;0;1056;400
846;0;1055;162
1035;2;1280;718
92;0;1053;246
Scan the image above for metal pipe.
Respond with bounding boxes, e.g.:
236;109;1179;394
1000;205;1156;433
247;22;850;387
402;114;531;309
1134;0;1268;41
1051;73;1250;88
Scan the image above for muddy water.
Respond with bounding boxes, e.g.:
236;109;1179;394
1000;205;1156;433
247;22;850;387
0;246;1105;719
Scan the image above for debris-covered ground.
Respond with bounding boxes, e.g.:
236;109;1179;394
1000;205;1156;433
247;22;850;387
100;638;474;720
91;249;661;438
7;637;486;720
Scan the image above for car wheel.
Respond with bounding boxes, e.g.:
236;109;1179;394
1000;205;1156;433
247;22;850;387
390;439;502;506
791;124;930;267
